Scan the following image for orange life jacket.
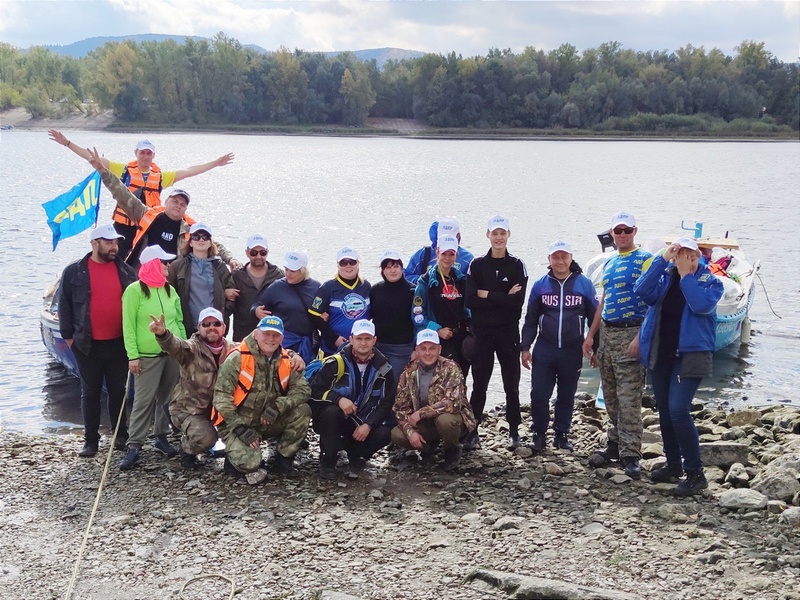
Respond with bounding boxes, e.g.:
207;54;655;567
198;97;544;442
113;161;163;226
210;342;293;426
127;207;196;261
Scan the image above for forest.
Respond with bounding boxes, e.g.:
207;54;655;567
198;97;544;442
1;33;797;134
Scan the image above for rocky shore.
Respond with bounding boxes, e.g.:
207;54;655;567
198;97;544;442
1;396;799;600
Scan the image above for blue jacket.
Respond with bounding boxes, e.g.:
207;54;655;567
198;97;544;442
520;265;597;350
634;255;724;369
404;221;475;284
412;264;471;333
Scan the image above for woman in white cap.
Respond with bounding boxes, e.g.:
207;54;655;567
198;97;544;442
252;250;321;363
168;222;236;337
412;235;471;377
119;245;186;470
634;238;723;496
308;247;371;357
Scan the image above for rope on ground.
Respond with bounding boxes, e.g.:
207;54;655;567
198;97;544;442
756;272;781;319
63;376;129;600
179;574;236;600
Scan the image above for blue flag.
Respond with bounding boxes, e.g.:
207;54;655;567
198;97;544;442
42;171;101;250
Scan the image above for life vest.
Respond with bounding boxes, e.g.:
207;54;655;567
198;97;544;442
113;161;163;226
210;341;293;426
127;207;196;261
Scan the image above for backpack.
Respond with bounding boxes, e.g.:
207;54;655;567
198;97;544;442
303;353;345;382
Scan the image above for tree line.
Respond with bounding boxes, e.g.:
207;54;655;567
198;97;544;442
1;33;797;133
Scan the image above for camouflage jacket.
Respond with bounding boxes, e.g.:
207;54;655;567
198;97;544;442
393;356;477;439
156;329;235;417
213;332;311;431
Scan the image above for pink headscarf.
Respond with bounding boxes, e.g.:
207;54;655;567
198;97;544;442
138;258;167;288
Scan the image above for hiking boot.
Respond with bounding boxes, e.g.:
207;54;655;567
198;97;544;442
553;432;574;452
674;470;708;496
272;453;300;477
529;432;546;453
587;441;619;468
419;447;436;464
119;445;141;471
223;457;241;478
622;457;642;480
441;447;462;472
319;463;337;480
650;463;684;483
180;451;204;470
113;435;128;452
154;435;178;458
462;430;480;451
245;468;268;485
507;430;521;450
78;441;98;457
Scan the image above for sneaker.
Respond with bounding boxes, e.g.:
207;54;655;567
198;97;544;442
154;435;178;458
319;463;337;480
622;457;642;480
119;446;141;471
650;463;684;483
674;470;708;496
223;457;241;478
78;441;98;457
587;441;620;468
271;453;300;477
553;432;574;452
245;468;268;485
441;447;462;472
507;432;521;450
529;432;546;453
180;451;204;470
462;430;480;451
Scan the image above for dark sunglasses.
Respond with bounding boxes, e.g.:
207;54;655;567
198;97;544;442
160;259;172;265
200;320;223;328
249;249;268;257
338;259;358;267
613;227;634;235
191;233;211;241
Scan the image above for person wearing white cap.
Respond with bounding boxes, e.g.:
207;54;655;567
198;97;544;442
582;211;653;480
167;222;236;337
308;247;371;357
411;234;471;377
634;238;723;496
252;251;321;363
520;240;598;454
464;215;528;450
308;319;395;479
403;219;475;285
230;234;285;342
119;245;186;471
50;130;234;257
370;250;415;387
150;307;236;470
391;329;477;471
58;224;137;457
85;147;240;271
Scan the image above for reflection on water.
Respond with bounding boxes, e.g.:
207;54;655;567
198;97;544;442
41;362;83;434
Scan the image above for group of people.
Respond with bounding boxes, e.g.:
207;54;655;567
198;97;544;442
54;134;724;495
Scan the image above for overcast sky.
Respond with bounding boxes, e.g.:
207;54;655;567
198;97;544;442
2;0;798;63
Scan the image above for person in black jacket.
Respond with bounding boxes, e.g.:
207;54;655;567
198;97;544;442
58;224;137;457
464;215;528;450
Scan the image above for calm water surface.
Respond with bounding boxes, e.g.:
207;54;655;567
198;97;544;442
1;131;798;434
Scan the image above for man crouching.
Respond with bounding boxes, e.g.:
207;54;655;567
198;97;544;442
391;329;477;471
212;315;312;485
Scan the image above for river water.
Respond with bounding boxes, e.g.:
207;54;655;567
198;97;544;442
0;130;798;434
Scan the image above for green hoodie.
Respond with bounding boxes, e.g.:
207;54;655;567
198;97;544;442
122;282;186;359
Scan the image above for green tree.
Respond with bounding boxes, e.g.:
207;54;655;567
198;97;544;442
340;65;376;126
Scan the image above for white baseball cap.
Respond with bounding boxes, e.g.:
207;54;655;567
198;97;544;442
380;250;402;264
90;224;124;241
675;237;700;252
547;240;573;256
189;222;212;236
487;215;510;232
167;188;191;203
197;307;224;325
283;250;308;271
416;329;440;346
136;139;155;152
611;211;636;228
247;234;268;250
337;247;359;262
437;235;459;253
351;319;375;337
139;245;176;264
437;218;460;237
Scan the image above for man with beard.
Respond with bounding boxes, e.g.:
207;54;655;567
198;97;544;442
231;234;284;342
59;224;137;457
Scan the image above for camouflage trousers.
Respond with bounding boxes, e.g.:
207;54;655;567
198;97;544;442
170;409;218;455
218;403;311;473
598;323;646;459
391;413;467;452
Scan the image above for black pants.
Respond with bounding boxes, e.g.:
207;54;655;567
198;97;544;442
469;325;521;429
113;222;137;260
72;338;129;444
311;403;391;467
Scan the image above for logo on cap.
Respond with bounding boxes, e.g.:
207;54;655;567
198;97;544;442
257;315;284;334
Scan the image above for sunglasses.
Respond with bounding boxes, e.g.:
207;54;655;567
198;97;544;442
613;227;634;235
338;259;358;267
191;233;211;241
249;249;268;257
160;259;172;265
200;320;223;328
